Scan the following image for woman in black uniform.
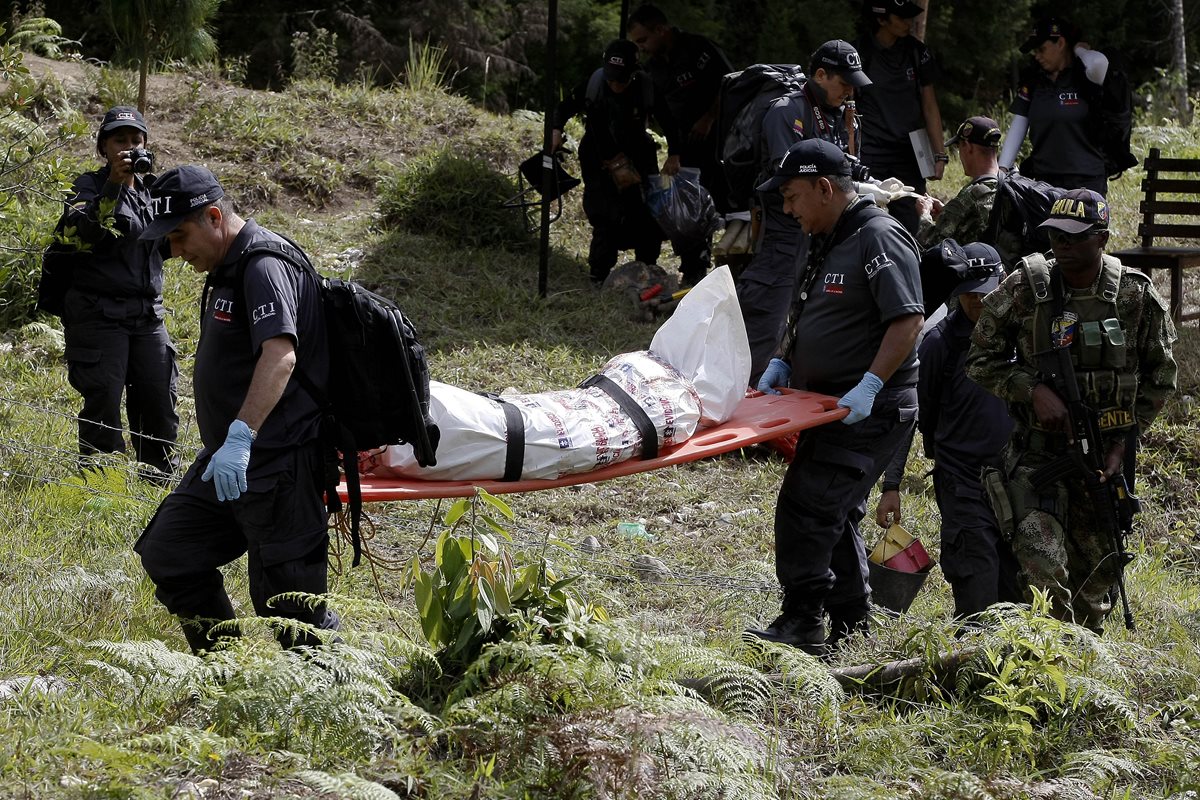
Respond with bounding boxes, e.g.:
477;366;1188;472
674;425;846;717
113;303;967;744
999;17;1112;195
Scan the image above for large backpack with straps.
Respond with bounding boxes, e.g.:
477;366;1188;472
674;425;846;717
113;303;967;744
982;171;1063;267
228;235;440;565
717;63;807;212
1096;47;1138;177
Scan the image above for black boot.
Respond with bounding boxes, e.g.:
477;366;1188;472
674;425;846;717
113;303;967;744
178;594;237;655
745;599;826;656
825;599;871;651
277;607;342;650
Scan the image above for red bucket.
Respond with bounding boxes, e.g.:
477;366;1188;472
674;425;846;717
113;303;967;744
882;538;931;574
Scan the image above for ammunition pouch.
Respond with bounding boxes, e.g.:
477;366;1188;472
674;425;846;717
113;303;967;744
980;466;1015;538
1008;464;1068;522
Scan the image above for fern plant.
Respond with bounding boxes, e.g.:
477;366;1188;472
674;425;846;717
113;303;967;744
6;15;78;59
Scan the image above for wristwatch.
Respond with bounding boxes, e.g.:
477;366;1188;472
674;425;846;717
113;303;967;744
933;153;950;163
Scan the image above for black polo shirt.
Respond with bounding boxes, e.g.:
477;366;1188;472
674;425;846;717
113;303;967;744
193;220;328;477
643;28;732;131
855;35;939;163
790;202;923;392
1011;65;1106;180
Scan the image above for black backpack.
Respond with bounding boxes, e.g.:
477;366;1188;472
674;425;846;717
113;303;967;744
717;64;807;212
226;236;440;565
35;223;88;318
982;171;1063;266
1096;47;1138;177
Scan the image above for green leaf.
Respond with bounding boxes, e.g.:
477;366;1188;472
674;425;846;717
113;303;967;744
476;530;498;554
444;498;471;527
481;514;514;542
448;616;479;658
448;575;474;621
493;572;511;615
479;490;514;520
549;575;582;593
477;578;496;633
440;534;467;578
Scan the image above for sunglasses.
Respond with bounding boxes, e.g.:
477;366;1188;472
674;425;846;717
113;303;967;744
1047;229;1104;247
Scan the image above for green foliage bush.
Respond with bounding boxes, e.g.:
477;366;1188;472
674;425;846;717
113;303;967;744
291;27;339;84
378;147;530;249
0;43;88;331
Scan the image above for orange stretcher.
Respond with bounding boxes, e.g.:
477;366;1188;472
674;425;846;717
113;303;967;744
339;388;847;502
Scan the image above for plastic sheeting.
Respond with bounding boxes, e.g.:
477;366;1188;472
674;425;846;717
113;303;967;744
360;266;750;481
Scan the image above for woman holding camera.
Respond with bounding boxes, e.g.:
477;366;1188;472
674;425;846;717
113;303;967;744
58;105;178;481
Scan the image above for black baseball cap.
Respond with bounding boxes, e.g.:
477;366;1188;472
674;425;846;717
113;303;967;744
951;242;1005;296
139;165;226;240
1038;188;1110;235
603;39;639;82
866;0;924;19
811;40;871;88
756;138;851;192
945;116;1002;148
1021;17;1075;52
99;106;148;136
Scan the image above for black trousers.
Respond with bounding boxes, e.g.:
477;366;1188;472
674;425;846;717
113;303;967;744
582;179;663;282
933;467;1023;618
736;208;808;385
63;293;178;474
136;440;337;645
774;384;918;610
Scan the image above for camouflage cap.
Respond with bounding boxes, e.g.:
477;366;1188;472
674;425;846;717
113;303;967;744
945;116;1002;148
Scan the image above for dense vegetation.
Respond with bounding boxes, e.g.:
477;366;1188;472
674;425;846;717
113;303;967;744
15;0;1200;122
2;21;1200;800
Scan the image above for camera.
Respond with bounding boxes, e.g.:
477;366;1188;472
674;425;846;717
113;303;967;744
128;147;155;174
845;153;871;183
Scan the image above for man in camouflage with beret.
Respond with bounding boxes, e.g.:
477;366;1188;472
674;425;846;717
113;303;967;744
966;189;1176;631
916;115;1001;248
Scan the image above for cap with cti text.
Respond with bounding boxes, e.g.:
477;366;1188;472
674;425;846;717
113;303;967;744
139;165;226;240
811;39;872;88
99;105;148;137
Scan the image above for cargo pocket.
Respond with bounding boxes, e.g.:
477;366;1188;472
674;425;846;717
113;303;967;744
65;345;105;394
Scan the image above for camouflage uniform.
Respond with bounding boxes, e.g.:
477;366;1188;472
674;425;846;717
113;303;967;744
965;253;1176;631
918;175;996;248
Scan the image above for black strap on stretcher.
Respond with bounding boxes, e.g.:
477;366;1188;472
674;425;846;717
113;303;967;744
579;374;659;459
480;393;526;482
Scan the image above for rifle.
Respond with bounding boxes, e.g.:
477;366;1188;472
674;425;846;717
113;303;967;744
1029;315;1139;630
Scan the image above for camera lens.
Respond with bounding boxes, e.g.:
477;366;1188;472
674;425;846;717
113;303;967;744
130;149;154;174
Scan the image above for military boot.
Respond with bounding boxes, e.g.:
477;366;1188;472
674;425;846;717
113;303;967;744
745;599;826;657
825;599;871;651
178;595;237;655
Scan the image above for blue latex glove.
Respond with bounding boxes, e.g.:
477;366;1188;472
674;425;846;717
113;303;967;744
838;372;883;425
201;419;254;501
757;358;792;395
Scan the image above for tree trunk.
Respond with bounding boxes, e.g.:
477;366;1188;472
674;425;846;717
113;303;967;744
138;58;148;114
1170;0;1191;123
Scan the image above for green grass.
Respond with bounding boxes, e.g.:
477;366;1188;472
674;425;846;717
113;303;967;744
3;62;1200;798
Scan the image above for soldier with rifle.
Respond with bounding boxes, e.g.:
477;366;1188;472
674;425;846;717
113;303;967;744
966;189;1176;632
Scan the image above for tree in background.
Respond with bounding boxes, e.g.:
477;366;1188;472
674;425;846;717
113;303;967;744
30;0;1195;118
100;0;222;111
